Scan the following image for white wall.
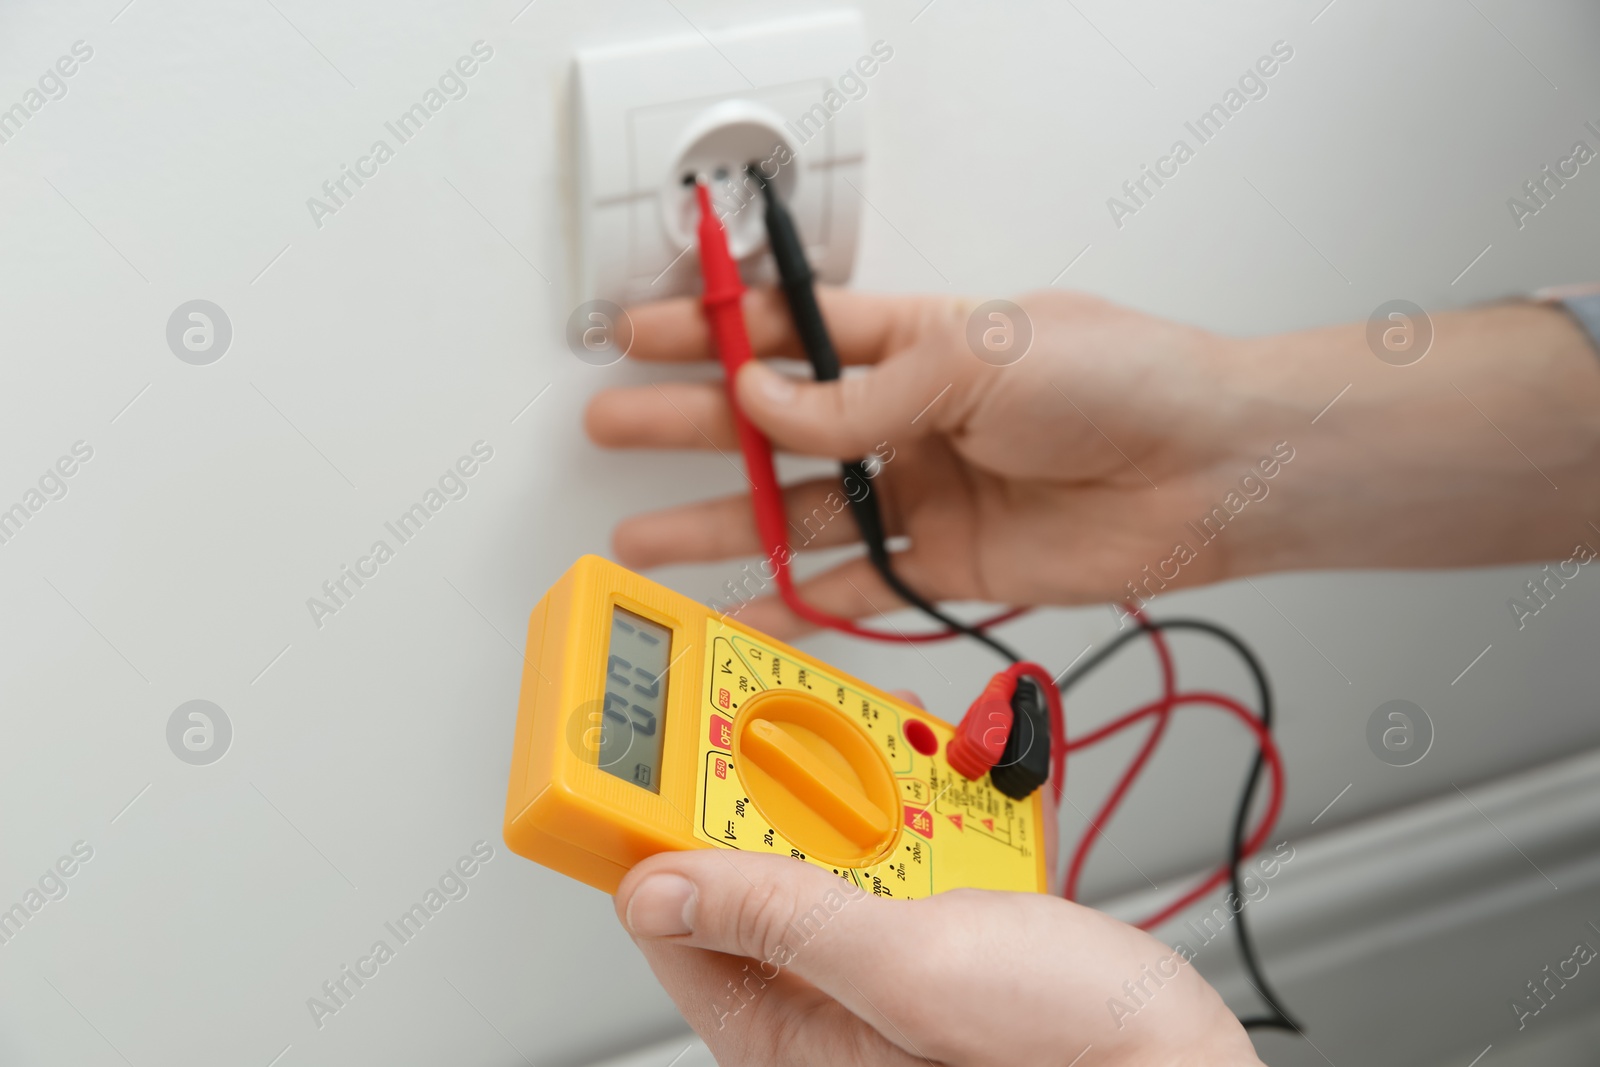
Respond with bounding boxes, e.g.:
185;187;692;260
1;1;1597;1064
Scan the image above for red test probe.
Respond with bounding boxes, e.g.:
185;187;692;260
692;180;1024;644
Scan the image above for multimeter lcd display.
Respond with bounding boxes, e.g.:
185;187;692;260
597;608;671;793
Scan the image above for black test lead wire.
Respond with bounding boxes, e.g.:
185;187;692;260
1056;618;1300;1033
747;163;1022;665
747;163;1297;1035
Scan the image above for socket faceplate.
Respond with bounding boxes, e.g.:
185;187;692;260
570;11;867;305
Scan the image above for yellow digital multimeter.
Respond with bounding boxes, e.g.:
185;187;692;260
503;555;1047;897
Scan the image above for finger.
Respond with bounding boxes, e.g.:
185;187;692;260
889;689;925;710
613;477;891;570
584;381;737;450
616;850;931;1044
736;349;967;461
626;287;934;366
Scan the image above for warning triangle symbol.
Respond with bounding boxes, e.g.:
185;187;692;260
981;818;995;832
946;814;963;831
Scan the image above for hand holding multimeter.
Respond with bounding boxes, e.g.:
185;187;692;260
499;561;1262;1063
613;848;1267;1067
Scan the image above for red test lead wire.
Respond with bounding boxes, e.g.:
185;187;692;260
693;181;792;582
1058;608;1286;932
692;182;1025;643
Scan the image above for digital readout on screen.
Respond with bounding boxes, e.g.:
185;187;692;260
596;608;671;793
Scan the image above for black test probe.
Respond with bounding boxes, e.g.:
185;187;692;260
746;164;1022;666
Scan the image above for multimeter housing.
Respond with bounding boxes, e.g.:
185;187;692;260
503;555;1048;897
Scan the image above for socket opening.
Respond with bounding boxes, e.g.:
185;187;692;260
660;99;799;260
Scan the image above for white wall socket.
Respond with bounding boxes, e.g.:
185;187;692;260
570;10;869;305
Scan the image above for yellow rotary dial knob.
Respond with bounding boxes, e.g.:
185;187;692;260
731;689;901;869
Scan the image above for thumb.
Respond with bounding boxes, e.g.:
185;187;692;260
617;849;913;1019
735;352;962;460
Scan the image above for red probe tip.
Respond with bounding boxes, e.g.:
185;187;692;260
694;183;741;306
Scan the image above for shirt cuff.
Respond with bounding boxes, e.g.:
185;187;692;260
1535;284;1600;355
